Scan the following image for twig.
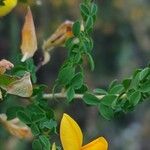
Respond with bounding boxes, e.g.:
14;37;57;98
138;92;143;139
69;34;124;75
43;93;105;100
43;93;126;100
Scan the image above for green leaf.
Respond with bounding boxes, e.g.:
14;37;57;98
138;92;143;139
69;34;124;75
58;66;75;85
130;71;140;89
91;3;98;15
109;79;118;90
31;113;46;123
122;78;131;90
67;87;75;102
93;88;108;95
75;84;88;93
109;84;124;94
101;95;117;107
111;98;120;110
39;135;51;150
71;72;83;89
12;58;37;83
83;92;100;105
85;16;93;30
12;66;27;77
6;106;24;120
82;38;92;52
72;21;81;36
80;3;90;17
0;74;18;87
86;53;95;71
123;99;135;112
39;119;57;130
26;104;44;115
139;80;150;93
24;58;37;83
99;103;114;120
17;111;31;124
129;91;141;106
65;37;75;50
31;123;40;136
83;37;93;52
45;108;54;119
139;67;150;81
73;53;81;64
32;139;42;150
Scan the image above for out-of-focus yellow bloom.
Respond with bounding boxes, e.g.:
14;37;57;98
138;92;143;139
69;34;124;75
60;113;108;150
0;0;17;17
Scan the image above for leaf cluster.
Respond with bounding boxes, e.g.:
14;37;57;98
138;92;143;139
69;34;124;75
83;66;150;120
6;85;57;150
55;0;97;102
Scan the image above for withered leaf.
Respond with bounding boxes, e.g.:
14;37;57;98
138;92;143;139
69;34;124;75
0;72;33;97
21;7;37;62
42;20;73;65
0;114;33;139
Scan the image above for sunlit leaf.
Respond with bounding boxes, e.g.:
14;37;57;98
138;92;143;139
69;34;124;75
52;143;56;150
21;7;37;62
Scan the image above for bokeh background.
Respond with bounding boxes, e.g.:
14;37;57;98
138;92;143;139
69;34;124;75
0;0;150;149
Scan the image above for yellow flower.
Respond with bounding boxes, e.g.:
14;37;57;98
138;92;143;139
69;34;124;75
60;113;108;150
0;0;17;17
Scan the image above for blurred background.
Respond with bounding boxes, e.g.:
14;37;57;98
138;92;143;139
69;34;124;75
0;0;150;149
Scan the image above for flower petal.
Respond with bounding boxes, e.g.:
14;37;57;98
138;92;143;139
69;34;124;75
21;7;37;62
81;137;108;150
60;113;83;150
